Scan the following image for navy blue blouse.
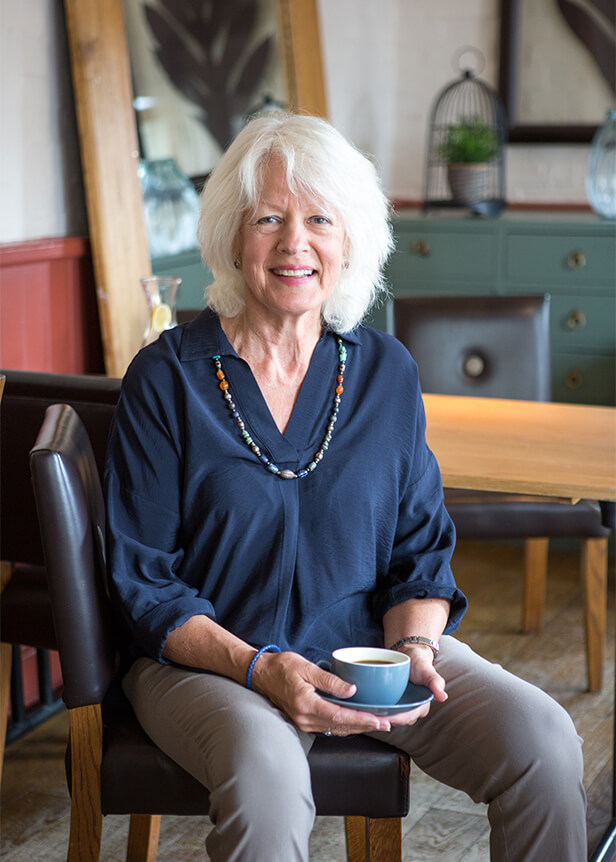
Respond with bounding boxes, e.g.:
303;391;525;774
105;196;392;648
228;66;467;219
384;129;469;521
104;309;467;665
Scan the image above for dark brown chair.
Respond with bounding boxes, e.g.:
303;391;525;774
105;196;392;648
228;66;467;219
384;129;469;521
393;294;611;691
29;402;410;862
0;369;122;779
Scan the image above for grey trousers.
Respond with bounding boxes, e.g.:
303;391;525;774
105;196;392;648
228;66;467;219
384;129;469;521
123;636;586;862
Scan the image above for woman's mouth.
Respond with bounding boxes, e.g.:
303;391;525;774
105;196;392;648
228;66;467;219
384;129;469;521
271;268;316;278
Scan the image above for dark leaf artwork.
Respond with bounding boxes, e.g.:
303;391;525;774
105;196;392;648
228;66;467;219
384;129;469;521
556;0;616;94
143;0;275;150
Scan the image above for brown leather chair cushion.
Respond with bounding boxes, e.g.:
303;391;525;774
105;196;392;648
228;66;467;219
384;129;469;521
98;687;410;817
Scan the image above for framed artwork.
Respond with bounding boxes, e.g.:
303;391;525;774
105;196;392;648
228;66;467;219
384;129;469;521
499;0;615;143
123;0;288;186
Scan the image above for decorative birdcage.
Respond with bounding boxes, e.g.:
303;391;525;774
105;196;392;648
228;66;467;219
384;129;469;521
423;50;507;216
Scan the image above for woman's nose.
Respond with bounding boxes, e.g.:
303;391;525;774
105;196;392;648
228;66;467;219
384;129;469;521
277;218;309;254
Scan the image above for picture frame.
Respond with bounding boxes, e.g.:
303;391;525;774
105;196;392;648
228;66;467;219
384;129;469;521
498;0;615;143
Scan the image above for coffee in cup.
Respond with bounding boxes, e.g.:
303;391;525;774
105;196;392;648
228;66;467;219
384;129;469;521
319;646;410;705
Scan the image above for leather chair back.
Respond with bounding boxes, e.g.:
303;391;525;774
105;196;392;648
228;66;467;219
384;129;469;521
393;295;551;400
29;404;116;707
1;370;121;569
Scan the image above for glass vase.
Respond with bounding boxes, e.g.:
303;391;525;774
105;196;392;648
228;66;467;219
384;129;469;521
137;158;200;257
586;109;616;219
141;276;181;347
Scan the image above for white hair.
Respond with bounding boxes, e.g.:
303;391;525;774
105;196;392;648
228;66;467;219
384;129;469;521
197;112;394;332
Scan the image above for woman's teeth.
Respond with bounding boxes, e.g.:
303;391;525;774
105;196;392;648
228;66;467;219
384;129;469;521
273;268;314;277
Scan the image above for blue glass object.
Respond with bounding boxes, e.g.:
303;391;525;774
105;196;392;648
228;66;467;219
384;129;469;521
138;158;201;256
586;110;616;220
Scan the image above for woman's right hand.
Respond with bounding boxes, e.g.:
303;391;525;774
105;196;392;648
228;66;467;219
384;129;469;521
249;650;393;735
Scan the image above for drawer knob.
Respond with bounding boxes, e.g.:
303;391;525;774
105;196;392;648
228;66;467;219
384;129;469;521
567;250;586;269
567;309;587;329
564;369;584;390
411;240;430;257
463;353;486;378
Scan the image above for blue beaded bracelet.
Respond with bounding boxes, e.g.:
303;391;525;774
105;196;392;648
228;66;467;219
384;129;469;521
246;644;281;690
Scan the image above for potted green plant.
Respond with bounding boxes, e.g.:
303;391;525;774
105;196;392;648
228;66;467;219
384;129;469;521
439;116;499;204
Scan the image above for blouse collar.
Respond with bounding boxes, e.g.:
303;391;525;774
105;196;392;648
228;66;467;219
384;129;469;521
178;307;361;363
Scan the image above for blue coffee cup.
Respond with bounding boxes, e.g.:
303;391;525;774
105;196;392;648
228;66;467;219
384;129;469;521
318;647;410;705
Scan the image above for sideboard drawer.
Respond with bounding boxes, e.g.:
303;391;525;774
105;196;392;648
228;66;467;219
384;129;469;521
505;233;616;287
389;230;497;286
552;352;616;405
549;294;616;351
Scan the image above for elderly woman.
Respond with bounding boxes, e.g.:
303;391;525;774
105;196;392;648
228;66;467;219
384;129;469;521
105;112;585;862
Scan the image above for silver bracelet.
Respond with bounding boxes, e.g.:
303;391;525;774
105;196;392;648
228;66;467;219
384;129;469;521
388;636;440;658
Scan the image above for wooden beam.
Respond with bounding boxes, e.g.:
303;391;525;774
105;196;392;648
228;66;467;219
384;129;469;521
278;0;328;117
64;0;151;378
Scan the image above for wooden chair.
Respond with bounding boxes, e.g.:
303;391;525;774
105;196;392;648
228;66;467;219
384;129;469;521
393;294;611;691
29;402;410;862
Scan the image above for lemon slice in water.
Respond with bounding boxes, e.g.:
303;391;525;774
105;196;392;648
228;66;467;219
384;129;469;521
150;302;172;333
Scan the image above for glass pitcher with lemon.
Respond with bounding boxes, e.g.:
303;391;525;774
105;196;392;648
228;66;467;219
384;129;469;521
141;276;181;347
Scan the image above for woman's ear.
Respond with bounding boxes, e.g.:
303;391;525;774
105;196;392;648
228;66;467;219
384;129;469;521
342;236;351;268
231;238;241;269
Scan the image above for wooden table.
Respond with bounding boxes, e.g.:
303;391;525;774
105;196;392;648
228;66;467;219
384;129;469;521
423;393;616;862
423;394;616;504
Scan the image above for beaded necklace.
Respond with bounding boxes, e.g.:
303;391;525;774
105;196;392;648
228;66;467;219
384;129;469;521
212;337;347;480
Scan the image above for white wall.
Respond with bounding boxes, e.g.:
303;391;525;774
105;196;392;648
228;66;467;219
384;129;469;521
0;0;598;244
0;0;87;244
318;0;594;205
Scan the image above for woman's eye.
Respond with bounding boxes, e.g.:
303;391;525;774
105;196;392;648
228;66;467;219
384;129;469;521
310;216;330;225
257;216;279;225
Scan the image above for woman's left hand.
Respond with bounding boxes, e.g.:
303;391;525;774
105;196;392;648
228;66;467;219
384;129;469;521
388;643;447;727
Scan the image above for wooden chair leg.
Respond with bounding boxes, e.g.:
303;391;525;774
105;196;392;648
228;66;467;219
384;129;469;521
68;705;104;862
345;816;366;862
582;537;608;692
522;537;549;633
126;814;161;862
0;642;12;787
345;815;402;862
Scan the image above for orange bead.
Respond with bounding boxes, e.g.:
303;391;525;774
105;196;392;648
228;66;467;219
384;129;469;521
216;370;225;380
219;380;229;390
336;384;344;395
337;374;344;383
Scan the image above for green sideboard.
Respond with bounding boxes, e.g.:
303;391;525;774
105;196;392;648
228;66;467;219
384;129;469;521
386;210;615;406
152;210;615;406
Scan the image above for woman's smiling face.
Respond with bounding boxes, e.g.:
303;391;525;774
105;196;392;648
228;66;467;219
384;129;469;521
236;157;347;326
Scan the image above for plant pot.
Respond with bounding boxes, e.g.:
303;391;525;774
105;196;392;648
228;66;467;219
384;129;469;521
447;163;491;204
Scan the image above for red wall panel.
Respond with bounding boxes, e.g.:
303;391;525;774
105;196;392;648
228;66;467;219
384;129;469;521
1;237;104;716
0;237;104;373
